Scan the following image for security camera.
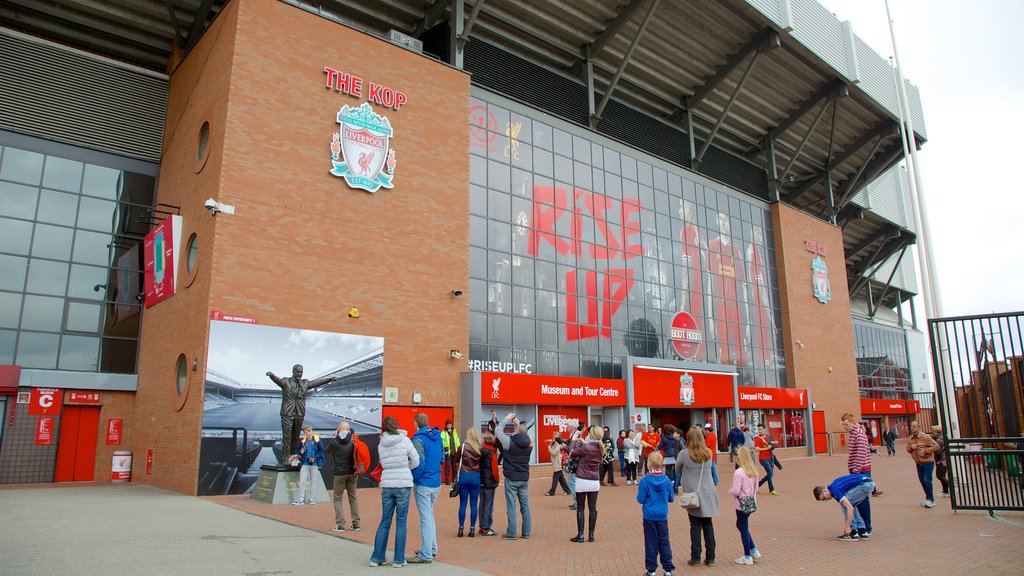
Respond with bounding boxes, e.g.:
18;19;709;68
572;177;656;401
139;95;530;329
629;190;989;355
450;289;464;297
449;350;464;360
204;198;234;216
205;198;218;213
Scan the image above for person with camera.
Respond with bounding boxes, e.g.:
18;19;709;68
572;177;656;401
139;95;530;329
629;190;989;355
293;425;325;505
569;425;604;543
546;432;570;496
496;412;533;540
478;432;501;536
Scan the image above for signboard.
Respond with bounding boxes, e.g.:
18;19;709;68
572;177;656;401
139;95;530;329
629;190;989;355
737;386;808;409
67;391;101;405
143;214;182;308
210;311;258;324
35;417;55;445
106;418;123;445
632;366;734;407
480;372;626;407
860;398;921;415
537;405;588;463
670;312;703;360
28;387;62;416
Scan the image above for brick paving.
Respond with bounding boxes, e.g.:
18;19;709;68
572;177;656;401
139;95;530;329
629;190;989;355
208;445;1024;576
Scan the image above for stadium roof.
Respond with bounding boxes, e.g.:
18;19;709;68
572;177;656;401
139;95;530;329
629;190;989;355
0;0;926;309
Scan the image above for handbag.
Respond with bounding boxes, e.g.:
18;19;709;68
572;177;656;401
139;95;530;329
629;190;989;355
738;495;757;514
369;462;383;484
449;445;465;498
679;460;705;510
772;453;783;471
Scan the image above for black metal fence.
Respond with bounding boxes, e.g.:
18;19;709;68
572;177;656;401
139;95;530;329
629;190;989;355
945;438;1024;513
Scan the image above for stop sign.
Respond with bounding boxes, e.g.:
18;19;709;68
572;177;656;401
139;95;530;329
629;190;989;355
670;312;703;360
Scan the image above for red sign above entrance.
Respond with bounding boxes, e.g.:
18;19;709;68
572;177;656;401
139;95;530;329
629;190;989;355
737;386;808;409
28;387;62;416
860;398;920;415
67;391;101;405
481;373;625;407
632;367;734;408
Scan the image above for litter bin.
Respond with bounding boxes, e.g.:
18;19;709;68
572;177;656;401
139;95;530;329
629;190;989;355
982;448;1001;470
1007;454;1022;478
111;450;132;482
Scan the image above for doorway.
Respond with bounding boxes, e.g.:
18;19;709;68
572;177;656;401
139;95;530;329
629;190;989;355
54;405;101;482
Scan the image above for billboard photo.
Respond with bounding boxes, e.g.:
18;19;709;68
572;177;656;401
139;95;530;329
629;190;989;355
199;320;383;495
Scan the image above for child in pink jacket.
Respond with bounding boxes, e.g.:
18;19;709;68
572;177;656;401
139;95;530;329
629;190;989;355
728;446;760;565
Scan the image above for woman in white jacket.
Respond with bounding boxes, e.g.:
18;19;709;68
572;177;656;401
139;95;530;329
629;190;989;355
370;416;419;568
623;430;642;484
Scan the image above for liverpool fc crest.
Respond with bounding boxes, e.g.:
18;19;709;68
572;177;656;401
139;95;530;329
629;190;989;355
811;256;831;304
330;102;396;193
679;373;695;406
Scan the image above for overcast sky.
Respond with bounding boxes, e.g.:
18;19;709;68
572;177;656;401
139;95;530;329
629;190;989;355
818;0;1023;318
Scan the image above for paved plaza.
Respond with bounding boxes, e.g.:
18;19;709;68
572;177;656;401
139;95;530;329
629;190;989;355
1;445;1022;575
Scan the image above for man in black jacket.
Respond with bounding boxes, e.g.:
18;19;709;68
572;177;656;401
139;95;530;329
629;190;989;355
325;422;360;532
496;413;533;540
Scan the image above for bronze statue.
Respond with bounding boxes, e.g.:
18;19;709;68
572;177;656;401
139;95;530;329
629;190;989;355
266;364;337;464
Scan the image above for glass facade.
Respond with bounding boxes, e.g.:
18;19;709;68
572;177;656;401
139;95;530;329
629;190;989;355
0;135;157;373
853;319;911;399
467;96;785;387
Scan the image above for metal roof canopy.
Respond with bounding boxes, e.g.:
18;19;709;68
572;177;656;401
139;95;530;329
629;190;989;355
0;0;926;309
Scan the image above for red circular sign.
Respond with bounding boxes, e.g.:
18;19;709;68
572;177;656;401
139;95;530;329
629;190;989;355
670;312;703;359
469;105;497;149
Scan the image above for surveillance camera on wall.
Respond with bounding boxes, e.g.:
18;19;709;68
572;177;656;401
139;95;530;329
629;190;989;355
449;349;464;360
204;198;235;216
450;289;464;297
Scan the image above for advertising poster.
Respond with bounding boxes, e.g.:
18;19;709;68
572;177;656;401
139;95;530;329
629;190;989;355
142;215;181;308
199;320;384;496
35;417;54;445
106;418;123;445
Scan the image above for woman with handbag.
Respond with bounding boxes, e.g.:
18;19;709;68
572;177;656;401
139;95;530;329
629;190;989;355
676;425;719;566
568;425;604;542
369;416;419;568
624;430;641;485
455;427;482;537
728;446;760;566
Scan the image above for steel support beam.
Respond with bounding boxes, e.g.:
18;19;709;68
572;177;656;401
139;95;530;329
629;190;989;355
833;132;886;210
584;0;647;60
684;28;778;111
871;244;908;317
847;224;898;262
164;0;184;48
183;0;215;53
449;0;464;68
825;98;840;224
832;140;904;208
593;0;659;125
785;119;898;201
765;135;780;202
458;0;485;53
414;0;451;37
777;98;829;182
745;79;847;157
692;50;761;168
849;240;892;299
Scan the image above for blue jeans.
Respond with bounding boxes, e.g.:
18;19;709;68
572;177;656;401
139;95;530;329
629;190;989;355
735;510;756;557
711;461;719;486
917;462;935;501
758;459;775;491
618;451;626;476
840;481;874;532
458;472;481;528
665;460;679;491
479;487;496;530
413;485;440;561
643;519;675;573
371;487;410;565
568;473;576;498
504;479;531;537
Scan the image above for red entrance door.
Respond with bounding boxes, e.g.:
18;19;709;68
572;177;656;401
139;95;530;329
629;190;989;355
54;405;100;482
812;410;828;455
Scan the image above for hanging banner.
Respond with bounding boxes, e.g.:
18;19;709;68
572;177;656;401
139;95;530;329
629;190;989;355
143;215;182;308
106;418;123;445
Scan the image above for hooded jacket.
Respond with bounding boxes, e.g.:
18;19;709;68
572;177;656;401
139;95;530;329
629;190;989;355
496;417;533;482
412;426;443;487
636;470;674;521
480;442;501;489
299;433;325;467
378;430;419;488
326;431;372;476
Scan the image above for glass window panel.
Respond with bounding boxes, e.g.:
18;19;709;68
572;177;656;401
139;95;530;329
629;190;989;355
488;313;512;346
591;143;604;169
510;168;532;198
99;337;137;373
67;264;107;301
604;173;621;199
487;159;510;193
0;329;14;364
533;121;552;151
537;349;558;373
0;291;22;328
553;129;571;154
470;214;487;248
512;285;534;318
487;104;510;133
572;135;591;163
535;260;556;289
488;282;510;314
511;255;533;286
653;167;667;191
488;189;511;222
667;173;682;197
0;181;40;219
470;154;487;186
0;255;28;292
21;294;64;330
488;220;511;252
510;113;532;144
590;168;605;194
536;289;558;321
0;148;44;185
72;229;111;266
66;301;101;333
469;278;487;312
603;148;620;175
637;161;653;186
30;223;74;260
59;335;99;370
513;317;535;348
489;132;510;163
81;164;120;200
533;148;553;178
36;189;79;226
42;157;83;193
0;218;33;255
469;310;487;343
554;154;573;184
489;250;511;283
573;161;592;189
26;259;68;296
470;183;487;216
511;143;533;174
559;353;580;376
621;156;637;181
16;331;59;369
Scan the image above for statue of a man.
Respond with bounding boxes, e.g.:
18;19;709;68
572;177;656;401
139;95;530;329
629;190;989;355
266;364;337;464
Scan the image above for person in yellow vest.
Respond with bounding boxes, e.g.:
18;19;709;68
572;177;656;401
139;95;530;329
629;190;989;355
441;419;461;485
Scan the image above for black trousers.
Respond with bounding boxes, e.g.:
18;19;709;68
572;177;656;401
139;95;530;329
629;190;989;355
688;514;716;562
600;462;616;484
549;471;570;494
575;491;599;536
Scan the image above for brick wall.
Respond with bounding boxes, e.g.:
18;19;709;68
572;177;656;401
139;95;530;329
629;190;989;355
772;203;859;438
134;0;471;494
0;396;57;483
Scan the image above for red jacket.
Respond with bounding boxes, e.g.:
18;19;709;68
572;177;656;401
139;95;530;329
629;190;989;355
353;433;371;475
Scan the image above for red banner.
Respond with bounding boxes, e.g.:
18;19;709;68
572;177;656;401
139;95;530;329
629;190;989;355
28;387;62;416
35;417;54;445
146;449;153;475
481;372;626;406
106;418;123;445
632;367;734;407
537;406;588;463
67;391;101;404
143;215;181;308
737;386;808;409
860;398;920;415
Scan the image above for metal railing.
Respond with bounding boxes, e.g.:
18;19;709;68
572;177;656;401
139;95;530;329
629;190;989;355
946;438;1024;514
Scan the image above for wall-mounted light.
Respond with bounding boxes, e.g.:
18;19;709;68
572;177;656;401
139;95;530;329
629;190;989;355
93;284;107;292
794;339;806;349
347;307;361;318
192;357;198;372
449;289;464;297
449;349;464;359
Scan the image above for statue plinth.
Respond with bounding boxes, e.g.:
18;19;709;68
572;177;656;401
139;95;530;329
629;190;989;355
250;466;329;504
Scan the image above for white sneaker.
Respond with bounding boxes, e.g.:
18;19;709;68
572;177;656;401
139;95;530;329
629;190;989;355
923;500;935;508
291;501;303;506
735;556;753;565
939;492;950;498
309;500;316;505
751;549;761;559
